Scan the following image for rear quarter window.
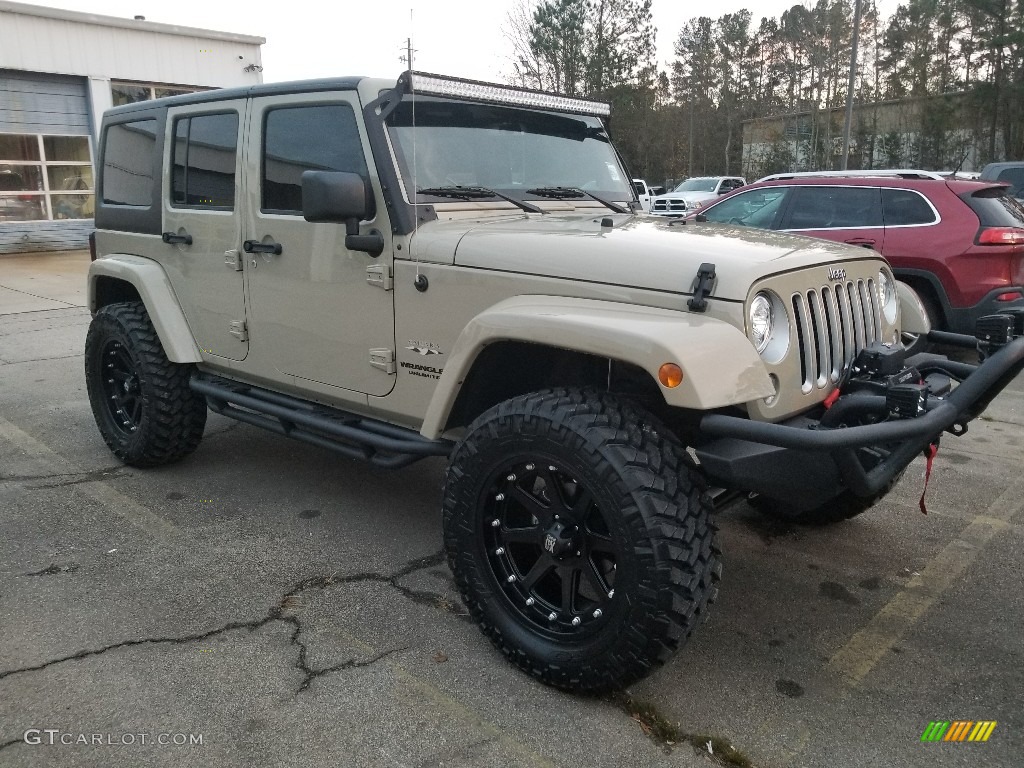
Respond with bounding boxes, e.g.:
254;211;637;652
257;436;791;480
881;188;936;226
101;119;158;206
961;187;1024;227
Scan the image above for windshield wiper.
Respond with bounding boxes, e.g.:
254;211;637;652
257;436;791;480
416;186;546;214
526;187;630;214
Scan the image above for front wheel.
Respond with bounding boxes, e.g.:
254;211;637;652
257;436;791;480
442;389;720;692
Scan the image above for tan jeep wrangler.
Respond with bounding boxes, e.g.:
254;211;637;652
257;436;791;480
86;71;1024;692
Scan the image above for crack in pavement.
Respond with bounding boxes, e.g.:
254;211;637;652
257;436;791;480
281;550;468;620
0;282;79;307
0;466;126;488
0;550;456;694
0;353;86;367
22;563;79;577
0;738;21;752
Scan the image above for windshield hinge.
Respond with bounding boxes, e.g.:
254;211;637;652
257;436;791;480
366;264;393;291
687;263;717;312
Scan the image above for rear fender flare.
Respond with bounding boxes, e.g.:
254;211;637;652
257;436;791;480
88;255;201;363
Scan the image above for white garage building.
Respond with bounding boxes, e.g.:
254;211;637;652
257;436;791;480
0;1;264;253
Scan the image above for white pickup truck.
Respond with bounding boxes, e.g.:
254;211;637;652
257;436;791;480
632;178;652;211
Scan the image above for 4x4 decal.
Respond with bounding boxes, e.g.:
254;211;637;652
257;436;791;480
405;341;443;356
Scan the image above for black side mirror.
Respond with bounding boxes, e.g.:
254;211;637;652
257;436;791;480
301;171;384;256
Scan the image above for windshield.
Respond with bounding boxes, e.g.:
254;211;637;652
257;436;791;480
385;97;632;203
671;178;719;193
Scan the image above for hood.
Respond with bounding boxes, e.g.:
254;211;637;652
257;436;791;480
407;213;885;301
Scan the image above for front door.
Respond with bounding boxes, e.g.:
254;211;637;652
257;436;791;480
243;93;395;397
161;102;249;360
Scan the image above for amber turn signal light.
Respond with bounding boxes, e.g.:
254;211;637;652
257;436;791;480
658;363;683;388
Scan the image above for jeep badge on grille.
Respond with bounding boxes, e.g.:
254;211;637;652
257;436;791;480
828;267;847;281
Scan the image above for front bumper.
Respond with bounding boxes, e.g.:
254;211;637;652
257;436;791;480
694;331;1024;511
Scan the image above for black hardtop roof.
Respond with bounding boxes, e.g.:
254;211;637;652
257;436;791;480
104;76;372;117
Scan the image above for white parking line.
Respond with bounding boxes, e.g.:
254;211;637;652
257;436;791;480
0;416;181;541
828;475;1024;686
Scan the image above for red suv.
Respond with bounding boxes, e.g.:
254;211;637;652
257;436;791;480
691;171;1024;335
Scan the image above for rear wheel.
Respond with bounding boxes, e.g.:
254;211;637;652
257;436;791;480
85;301;207;467
442;388;720;692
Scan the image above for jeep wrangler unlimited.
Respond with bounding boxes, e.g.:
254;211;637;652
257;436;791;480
86;71;1024;692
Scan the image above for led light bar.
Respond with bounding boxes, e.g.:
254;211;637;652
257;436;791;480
403;71;611;117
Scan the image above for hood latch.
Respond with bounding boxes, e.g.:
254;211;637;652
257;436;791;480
688;262;717;312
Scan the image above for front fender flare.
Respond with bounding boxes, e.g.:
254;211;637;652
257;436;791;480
420;295;774;438
88;255;202;363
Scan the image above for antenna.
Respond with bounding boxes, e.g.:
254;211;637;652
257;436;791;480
407;11;420;281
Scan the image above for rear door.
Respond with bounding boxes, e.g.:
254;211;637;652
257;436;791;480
879;186;942;271
780;185;884;252
161;103;249;360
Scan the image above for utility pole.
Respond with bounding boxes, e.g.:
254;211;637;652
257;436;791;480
840;0;863;170
401;37;415;70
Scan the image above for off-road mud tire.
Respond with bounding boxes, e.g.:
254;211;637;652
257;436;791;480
85;301;206;467
442;388;720;693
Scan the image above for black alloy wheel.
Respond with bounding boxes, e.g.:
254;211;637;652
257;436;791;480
481;458;618;639
98;338;144;436
443;388;720;693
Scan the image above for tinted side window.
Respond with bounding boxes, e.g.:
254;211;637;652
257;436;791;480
170;112;238;209
881;189;936;226
262;104;368;214
702;188;789;229
102;119;157;206
786;186;881;229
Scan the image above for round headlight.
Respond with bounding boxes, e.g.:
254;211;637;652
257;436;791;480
878;269;898;322
750;293;773;353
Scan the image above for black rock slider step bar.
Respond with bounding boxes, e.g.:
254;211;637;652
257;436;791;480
190;374;453;468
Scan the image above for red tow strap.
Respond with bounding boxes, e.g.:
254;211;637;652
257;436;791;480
823;388;841;409
919;443;939;514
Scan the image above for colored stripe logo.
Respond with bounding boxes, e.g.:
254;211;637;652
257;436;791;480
921;721;997;742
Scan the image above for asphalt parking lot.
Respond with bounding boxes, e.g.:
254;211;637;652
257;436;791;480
1;251;1021;767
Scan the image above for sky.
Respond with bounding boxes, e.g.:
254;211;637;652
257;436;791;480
35;0;899;84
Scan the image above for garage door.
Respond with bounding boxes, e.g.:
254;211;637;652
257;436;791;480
0;70;93;253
